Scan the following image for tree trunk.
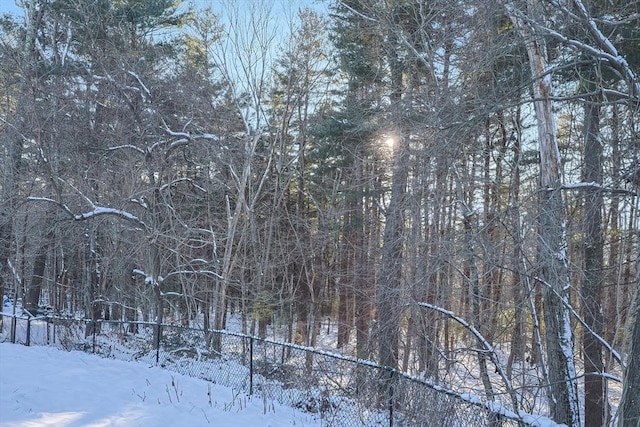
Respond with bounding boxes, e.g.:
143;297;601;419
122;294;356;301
507;109;526;377
355;155;373;359
376;143;408;369
618;185;640;426
0;135;19;324
604;104;620;349
582;94;605;427
337;279;352;348
509;6;581;424
618;287;640;427
2;0;40;322
24;240;49;316
377;9;407;369
126;265;138;334
464;210;495;402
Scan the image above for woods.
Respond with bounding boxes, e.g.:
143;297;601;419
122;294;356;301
1;0;639;425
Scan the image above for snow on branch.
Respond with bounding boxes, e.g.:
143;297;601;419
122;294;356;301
160;291;183;297
169;139;190;150
417;302;521;416
75;207;147;230
562;181;602;190
129;198;148;209
107;144;146;155
560;182;636;195
593;13;640;26
132;269;162;287
418;303;495;357
94;74;143;95
7;259;22;289
105;122;219;161
532;275;624;368
27;197;148;231
520;0;640;100
26;197;75;217
163;269;224;281
126;70;151;99
159;178;208;193
336;0;378;23
74;207;144;225
161;118;220;144
545;26;636;92
133;266;224;289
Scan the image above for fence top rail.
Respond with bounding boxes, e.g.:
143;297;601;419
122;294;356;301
2;313;48;321
1;313;561;426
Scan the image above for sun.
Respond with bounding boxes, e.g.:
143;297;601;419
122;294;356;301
384;137;395;149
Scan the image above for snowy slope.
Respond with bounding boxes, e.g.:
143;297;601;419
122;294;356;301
0;343;320;427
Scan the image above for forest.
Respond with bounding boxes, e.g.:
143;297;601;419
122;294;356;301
0;0;639;425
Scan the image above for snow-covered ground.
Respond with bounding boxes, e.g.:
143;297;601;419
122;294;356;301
0;343;321;427
0;303;579;426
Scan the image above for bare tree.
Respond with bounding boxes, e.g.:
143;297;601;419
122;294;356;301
507;2;580;424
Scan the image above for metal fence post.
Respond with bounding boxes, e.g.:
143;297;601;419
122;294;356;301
92;320;97;353
249;336;254;395
26;317;31;346
388;368;395;427
10;316;16;343
155;323;162;365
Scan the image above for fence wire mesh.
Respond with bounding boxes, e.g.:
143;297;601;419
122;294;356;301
0;314;549;427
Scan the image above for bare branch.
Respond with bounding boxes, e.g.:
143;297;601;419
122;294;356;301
107;144;146;155
417;302;521;417
532;275;625;368
27;197;148;231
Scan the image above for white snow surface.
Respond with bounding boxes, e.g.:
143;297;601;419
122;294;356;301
0;343;320;427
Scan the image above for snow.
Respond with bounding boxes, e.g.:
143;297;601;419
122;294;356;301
127;70;151;99
38;147;48;163
559;302;581;423
108;144;146;155
0;343;320;427
75;207;141;223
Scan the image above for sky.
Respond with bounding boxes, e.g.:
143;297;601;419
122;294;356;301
0;1;22;16
0;1;326;18
0;342;322;427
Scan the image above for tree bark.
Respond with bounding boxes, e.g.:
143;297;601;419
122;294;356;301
509;3;581;424
604;105;621;350
376;21;407;368
619;191;640;427
619;288;640;427
24;237;49;316
582;94;605;427
463;205;495;402
507;108;526;378
1;0;41;322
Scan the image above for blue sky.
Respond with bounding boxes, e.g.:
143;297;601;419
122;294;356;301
0;1;326;18
0;1;23;16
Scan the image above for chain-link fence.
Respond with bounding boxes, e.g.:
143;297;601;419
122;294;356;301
0;314;552;427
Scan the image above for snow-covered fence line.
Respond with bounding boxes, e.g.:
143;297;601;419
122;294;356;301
0;314;558;427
